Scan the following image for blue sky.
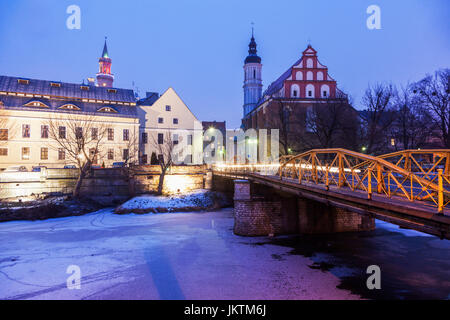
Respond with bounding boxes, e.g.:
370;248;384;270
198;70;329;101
0;0;449;128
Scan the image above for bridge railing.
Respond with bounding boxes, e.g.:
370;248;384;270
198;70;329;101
277;149;450;213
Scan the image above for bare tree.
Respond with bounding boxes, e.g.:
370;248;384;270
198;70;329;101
264;97;299;155
412;69;450;148
46;113;108;197
391;85;435;150
150;131;175;195
360;83;396;154
302;93;359;150
118;127;140;196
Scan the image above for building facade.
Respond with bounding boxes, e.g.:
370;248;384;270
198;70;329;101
137;87;203;165
0;40;203;170
242;38;358;154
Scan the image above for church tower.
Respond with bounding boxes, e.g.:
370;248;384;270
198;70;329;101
96;38;114;88
243;30;262;117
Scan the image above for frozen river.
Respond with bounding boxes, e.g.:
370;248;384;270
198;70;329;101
0;208;448;300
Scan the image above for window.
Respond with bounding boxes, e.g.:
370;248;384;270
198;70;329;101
321;84;330;98
59;126;66;139
108;128;114;141
107;149;114;160
123;129;129;141
58;148;65;160
0;129;8;141
306;84;315;98
41;125;48;139
253;69;256;79
91;128;98;140
59;104;80;111
22;124;30;138
291;84;300;98
90;148;98;165
306;58;313;68
296;71;303;80
123;149;129;160
80;86;89;91
317;72;324;81
173;134;179;145
142;132;148;144
40;147;48;160
50;82;61;88
158;133;164;144
141;154;148;164
75;127;83;139
306;71;313;81
97;106;117;113
158;117;164;124
166;105;171;111
0;148;7;156
24;101;49;108
107;89;117;93
18;79;29;85
187;134;193;145
173;118;178;125
22;147;30;160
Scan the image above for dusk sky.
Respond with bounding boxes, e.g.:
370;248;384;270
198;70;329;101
0;0;449;128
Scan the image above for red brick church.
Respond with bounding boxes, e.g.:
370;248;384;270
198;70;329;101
242;34;357;154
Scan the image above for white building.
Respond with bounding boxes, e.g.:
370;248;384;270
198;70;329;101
137;88;203;165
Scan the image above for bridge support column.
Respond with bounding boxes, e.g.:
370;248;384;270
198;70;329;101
233;180;297;236
297;198;375;234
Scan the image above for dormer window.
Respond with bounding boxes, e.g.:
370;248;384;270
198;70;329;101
80;86;89;91
17;79;29;85
24;101;49;108
50;82;61;88
107;89;117;93
59;104;81;111
97;106;118;113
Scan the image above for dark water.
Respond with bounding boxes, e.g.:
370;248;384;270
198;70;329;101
259;222;450;300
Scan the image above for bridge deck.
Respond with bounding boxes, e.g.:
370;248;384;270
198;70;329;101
213;171;450;239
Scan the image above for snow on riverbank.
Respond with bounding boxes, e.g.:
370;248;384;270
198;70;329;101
115;190;230;214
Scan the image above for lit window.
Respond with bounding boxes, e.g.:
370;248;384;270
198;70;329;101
22;147;30;160
58;148;65;160
97;106;118;113
40;147;48;160
107;89;117;93
24;101;49;108
0;148;8;156
0;129;8;141
50;82;61;88
59;104;81;111
17;79;29;85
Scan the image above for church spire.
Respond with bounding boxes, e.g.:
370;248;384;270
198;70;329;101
102;37;109;59
96;37;114;87
245;27;261;64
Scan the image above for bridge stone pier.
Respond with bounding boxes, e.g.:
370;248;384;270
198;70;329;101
233;179;375;237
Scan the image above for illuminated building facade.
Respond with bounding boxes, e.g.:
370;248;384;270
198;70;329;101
0;40;203;170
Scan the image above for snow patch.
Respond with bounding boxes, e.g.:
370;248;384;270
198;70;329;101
115;190;230;214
